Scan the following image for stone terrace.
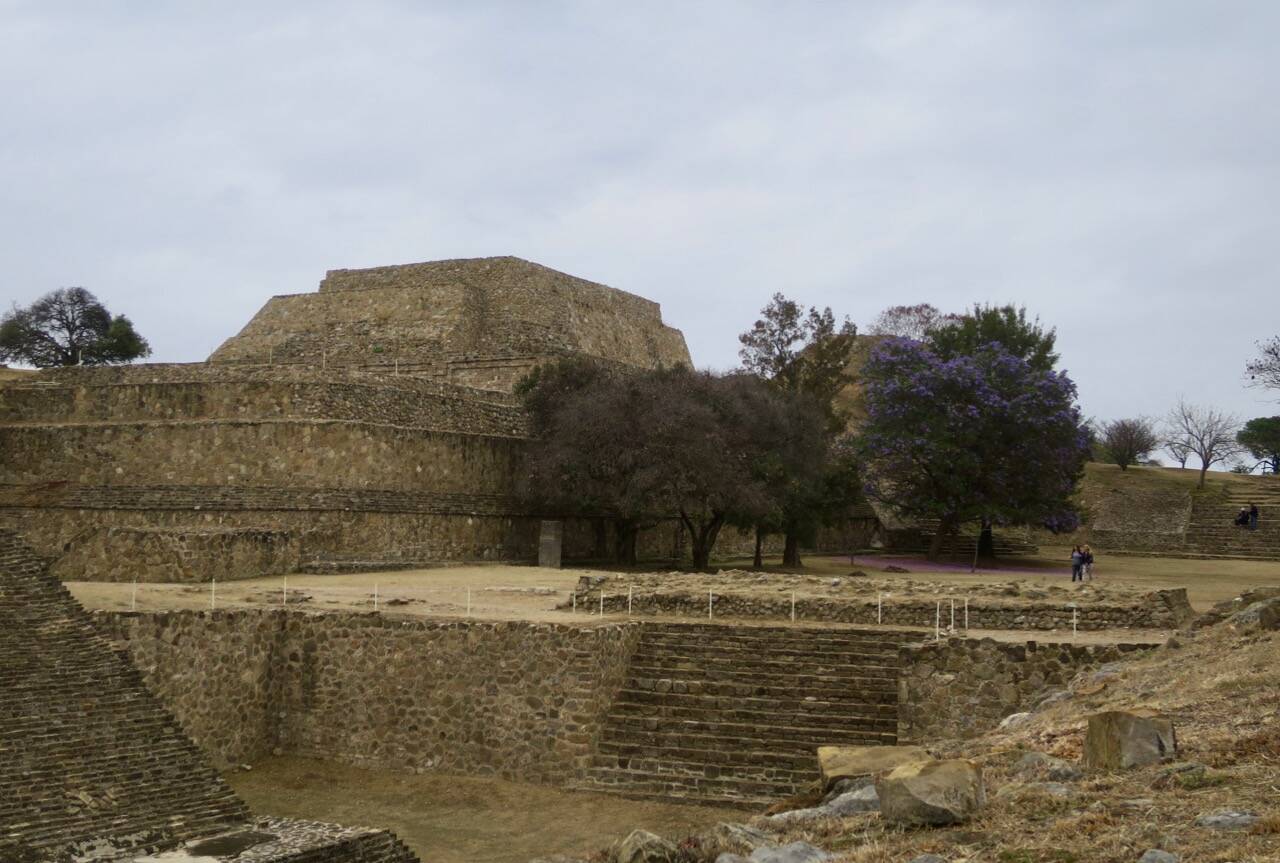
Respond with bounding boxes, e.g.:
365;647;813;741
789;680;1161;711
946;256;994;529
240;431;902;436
0;528;419;863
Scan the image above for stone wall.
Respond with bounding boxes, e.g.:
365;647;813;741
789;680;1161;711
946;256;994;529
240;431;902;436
0;422;524;491
585;588;1194;632
897;636;1155;741
97;610;644;783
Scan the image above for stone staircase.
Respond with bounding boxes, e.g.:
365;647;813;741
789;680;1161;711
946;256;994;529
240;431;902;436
1182;483;1280;560
574;622;908;807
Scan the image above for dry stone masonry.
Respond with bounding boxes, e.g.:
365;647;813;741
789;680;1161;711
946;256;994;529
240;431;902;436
0;257;692;581
0;528;419;863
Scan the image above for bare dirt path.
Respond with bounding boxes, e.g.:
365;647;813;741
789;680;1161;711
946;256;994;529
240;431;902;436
226;756;740;863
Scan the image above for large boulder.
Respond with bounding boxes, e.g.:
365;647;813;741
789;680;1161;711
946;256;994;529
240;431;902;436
766;785;879;826
1083;711;1177;770
610;830;680;863
817;744;931;792
876;759;985;826
1228;596;1280;631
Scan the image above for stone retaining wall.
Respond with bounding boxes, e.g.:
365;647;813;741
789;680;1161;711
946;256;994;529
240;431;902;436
897;637;1154;741
97;610;643;783
583;588;1194;632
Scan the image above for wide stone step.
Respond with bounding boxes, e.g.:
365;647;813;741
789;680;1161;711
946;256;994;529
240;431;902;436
615;686;898;711
596;741;823;772
626;665;899;690
635;642;902;664
599;721;896;752
573;765;808;806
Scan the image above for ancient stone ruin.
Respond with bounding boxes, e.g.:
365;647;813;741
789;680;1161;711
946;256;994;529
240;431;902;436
0;527;420;862
0;257;691;582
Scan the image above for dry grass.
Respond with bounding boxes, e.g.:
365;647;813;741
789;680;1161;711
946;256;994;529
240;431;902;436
737;624;1280;863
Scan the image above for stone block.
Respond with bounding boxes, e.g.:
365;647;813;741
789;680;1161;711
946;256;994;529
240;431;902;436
538;520;563;569
876;759;985;826
817;744;931;791
1083;711;1177;770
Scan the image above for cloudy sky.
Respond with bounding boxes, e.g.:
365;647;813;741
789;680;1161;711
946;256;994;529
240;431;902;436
3;1;1278;427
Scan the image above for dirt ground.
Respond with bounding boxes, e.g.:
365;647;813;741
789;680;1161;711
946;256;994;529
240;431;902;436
226;756;739;863
68;551;1279;648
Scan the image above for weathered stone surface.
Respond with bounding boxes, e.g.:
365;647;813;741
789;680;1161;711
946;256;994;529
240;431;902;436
877;759;985;826
767;785;879;825
908;855;947;863
1015;751;1083;782
817;745;930;791
610;830;680;863
1194;810;1259;831
705;823;769;857
998;712;1032;729
1083;711;1177;770
1137;850;1178;863
1228;596;1280;630
740;842;832;863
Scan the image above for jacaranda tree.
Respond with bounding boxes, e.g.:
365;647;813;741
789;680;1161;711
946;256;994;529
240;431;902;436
859;338;1088;561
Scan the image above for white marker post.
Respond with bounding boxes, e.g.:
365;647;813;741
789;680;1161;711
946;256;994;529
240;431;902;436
374;583;379;612
599;593;604;616
877;592;882;625
964;597;970;632
211;577;216;611
1072;608;1078;640
791;591;796;622
628;585;633;616
935;601;941;640
572;592;577;614
131;578;137;612
282;577;287;608
467;588;472;617
708;589;713;620
950;598;955;632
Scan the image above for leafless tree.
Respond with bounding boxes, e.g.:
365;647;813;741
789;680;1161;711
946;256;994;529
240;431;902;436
1163;434;1194;469
1099;418;1159;471
1246;336;1280;395
867;304;958;341
1165;400;1243;488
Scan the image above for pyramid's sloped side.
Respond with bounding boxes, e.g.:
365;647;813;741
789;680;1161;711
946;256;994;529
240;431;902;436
0;528;250;855
208;256;691;390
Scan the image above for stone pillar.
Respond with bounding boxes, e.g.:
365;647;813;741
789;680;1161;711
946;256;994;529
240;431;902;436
538;520;563;569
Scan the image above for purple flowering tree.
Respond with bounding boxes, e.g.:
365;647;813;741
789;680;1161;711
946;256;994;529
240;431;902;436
859;338;1088;561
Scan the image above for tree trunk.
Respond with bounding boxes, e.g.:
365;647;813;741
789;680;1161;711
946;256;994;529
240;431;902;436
782;532;802;568
1198;463;1209;488
684;512;725;570
926;515;956;561
614;520;637;566
593;520;608;561
976;517;996;563
753;526;764;570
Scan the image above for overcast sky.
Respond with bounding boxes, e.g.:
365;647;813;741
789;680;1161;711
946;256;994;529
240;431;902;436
3;1;1278;429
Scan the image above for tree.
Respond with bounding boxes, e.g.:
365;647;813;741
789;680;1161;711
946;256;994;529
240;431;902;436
1246;336;1280;394
1163;434;1194;469
1098;418;1160;471
1238;416;1280;475
928;304;1059;372
1165;400;1242;488
868;304;958;341
738;293;859;565
859;338;1087;561
0;287;151;367
518;363;789;569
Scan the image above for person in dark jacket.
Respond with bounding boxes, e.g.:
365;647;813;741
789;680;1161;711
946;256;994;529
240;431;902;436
1249;503;1260;531
1082;544;1095;580
1070;546;1084;582
1235;507;1250;527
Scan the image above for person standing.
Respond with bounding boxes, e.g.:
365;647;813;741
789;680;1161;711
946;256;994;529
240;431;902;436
1082;544;1095;580
1249;503;1260;531
1070;545;1084;582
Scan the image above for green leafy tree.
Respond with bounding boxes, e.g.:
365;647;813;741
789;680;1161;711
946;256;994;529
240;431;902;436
0;287;151;367
928;303;1058;371
738;293;859;565
1238;416;1280;475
